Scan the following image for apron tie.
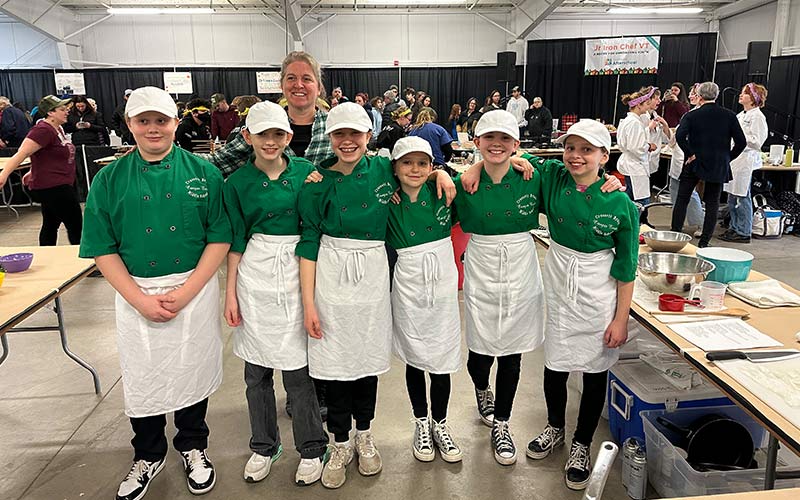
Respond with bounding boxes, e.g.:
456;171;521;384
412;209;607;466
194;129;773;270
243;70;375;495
497;242;511;332
565;254;580;304
341;249;367;284
422;252;440;308
270;243;294;319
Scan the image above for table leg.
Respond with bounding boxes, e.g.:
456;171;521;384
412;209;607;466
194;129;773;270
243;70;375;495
794;171;800;195
1;182;20;219
54;297;101;394
764;434;779;490
0;334;8;365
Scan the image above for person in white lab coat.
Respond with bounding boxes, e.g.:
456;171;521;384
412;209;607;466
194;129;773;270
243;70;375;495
720;83;769;243
617;87;659;204
639;88;672;177
506;86;529;138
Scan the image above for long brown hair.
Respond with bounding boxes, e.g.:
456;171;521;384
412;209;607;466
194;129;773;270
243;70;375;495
449;104;462;122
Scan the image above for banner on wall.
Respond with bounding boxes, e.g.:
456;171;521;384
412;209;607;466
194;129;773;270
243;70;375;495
163;72;193;94
584;36;660;76
256;72;282;93
55;73;86;95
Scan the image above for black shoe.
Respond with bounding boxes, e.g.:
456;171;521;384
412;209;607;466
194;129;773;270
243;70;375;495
698;240;711;248
474;386;495;427
116;457;166;500
719;231;751;243
565;442;592;491
179;449;216;495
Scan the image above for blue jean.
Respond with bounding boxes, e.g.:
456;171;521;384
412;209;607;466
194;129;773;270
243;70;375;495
728;191;753;237
669;177;705;228
623;176;650;205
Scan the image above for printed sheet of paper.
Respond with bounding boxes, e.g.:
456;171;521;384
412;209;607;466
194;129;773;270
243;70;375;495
668;318;783;351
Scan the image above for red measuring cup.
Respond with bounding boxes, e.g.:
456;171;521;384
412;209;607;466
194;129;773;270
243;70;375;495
658;293;703;312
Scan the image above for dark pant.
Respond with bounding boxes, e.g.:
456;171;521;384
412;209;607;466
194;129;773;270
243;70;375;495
543;368;608;446
466;350;522;421
671;170;723;246
29;184;82;246
245;363;328;459
326;376;378;443
130;398;210;462
405;365;451;422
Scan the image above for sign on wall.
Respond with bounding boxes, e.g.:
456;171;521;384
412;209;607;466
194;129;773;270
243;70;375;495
584;36;660;76
256;72;282;94
55;73;86;95
163;72;193;94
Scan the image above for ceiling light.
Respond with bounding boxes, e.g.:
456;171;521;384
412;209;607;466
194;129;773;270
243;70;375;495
107;7;216;15
608;7;703;14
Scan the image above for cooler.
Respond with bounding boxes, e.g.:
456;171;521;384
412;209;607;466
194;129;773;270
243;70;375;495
608;360;732;444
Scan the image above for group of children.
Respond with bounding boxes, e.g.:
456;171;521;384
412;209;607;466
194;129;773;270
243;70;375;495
79;86;638;500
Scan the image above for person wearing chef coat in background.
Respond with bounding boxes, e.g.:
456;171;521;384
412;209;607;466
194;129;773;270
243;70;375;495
720;83;769;244
222;101;329;487
639;88;672;176
617;87;659;204
523;120;638;491
295;102;455;489
79;87;232;500
386;136;464;465
668;84;705;235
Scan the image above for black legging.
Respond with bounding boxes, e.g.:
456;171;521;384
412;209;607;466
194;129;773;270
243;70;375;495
405;365;451;422
325;376;378;443
466;350;522;421
543;367;608;446
671;169;722;246
29;184;82;246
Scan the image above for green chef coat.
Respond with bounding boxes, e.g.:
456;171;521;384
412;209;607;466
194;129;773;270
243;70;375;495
533;156;639;282
387;181;453;250
296;155;398;261
223;154;315;254
80;147;232;278
452;164;542;235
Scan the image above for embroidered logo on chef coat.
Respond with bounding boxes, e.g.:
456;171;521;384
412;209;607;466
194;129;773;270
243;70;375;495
185;177;209;199
516;193;537;216
374;182;394;205
592;213;620;236
435;205;451;226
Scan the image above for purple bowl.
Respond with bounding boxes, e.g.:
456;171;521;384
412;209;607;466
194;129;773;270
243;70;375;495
0;252;34;273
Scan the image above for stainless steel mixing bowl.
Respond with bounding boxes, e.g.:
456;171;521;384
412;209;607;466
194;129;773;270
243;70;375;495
642;230;692;253
637;252;716;295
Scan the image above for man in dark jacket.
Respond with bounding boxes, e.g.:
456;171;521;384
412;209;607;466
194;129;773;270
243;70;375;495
111;89;134;144
524;97;552;145
672;82;747;248
0;96;32;149
176;98;213;152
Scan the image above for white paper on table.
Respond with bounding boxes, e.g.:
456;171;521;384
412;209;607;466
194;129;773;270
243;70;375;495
634;279;723;322
668;318;783;351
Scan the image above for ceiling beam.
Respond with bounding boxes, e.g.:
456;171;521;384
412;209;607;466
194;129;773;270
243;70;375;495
516;0;565;40
710;0;774;20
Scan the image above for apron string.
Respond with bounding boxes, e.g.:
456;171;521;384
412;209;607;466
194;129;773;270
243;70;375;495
422;252;440;308
270;243;294;319
566;254;579;304
339;248;367;285
497;242;511;333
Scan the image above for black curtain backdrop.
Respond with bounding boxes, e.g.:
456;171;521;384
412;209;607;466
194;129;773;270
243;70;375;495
526;33;717;126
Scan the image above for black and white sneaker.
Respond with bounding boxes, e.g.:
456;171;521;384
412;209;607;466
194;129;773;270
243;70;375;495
526;424;565;459
491;419;517;465
565;442;592;491
179;449;216;495
474;386;495;427
116;457;166;500
412;416;435;462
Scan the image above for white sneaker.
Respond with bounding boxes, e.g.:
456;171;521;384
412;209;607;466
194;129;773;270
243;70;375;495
116;458;166;500
355;431;383;476
693;230;703;238
412;417;435;462
243;446;282;483
322;441;354;489
295;448;328;486
178;449;216;495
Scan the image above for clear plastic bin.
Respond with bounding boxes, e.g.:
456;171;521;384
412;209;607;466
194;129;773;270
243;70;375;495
641;405;800;497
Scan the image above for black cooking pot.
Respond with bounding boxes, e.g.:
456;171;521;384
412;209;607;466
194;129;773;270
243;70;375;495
656;414;755;470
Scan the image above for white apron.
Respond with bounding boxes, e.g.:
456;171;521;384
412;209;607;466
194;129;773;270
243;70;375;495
391;237;461;374
464;232;545;356
309;235;392;381
641;112;664;174
725;150;760;197
543;240;618;373
617;114;651;200
116;270;223;418
234;234;307;370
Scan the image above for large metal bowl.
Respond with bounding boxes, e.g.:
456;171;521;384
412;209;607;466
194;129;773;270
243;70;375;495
638;253;716;295
642;230;692;253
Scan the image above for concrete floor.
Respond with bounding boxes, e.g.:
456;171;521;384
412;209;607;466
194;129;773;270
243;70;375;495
3;204;800;500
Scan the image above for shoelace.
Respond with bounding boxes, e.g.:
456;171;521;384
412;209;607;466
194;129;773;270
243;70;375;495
566;444;590;470
328;445;349;469
356;433;377;457
433;422;457;451
492;421;514;452
414;419;433;450
183;450;207;473
124;460;150;483
536;425;560;449
478;388;495;412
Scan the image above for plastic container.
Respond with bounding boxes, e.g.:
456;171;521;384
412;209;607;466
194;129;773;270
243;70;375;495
0;253;34;273
608;360;731;444
641;405;800;497
695;247;754;284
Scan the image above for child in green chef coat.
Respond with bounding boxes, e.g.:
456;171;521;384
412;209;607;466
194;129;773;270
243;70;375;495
524;119;638;490
222;101;329;487
386;136;463;464
79;87;231;500
295;102;455;489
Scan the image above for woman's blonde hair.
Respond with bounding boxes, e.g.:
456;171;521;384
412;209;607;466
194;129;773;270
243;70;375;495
280;51;323;93
411;107;437;129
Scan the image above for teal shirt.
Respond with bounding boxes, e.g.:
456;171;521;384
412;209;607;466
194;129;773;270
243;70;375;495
223;154;316;253
80;147;232;277
534;156;639;282
296;155;398;261
387;181;453;250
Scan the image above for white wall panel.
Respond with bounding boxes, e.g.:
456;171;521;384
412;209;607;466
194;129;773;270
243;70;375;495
172;18;197;64
407;15;439;62
328;16;368;63
718;2;777;60
364;15;404;63
472;14;509;64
